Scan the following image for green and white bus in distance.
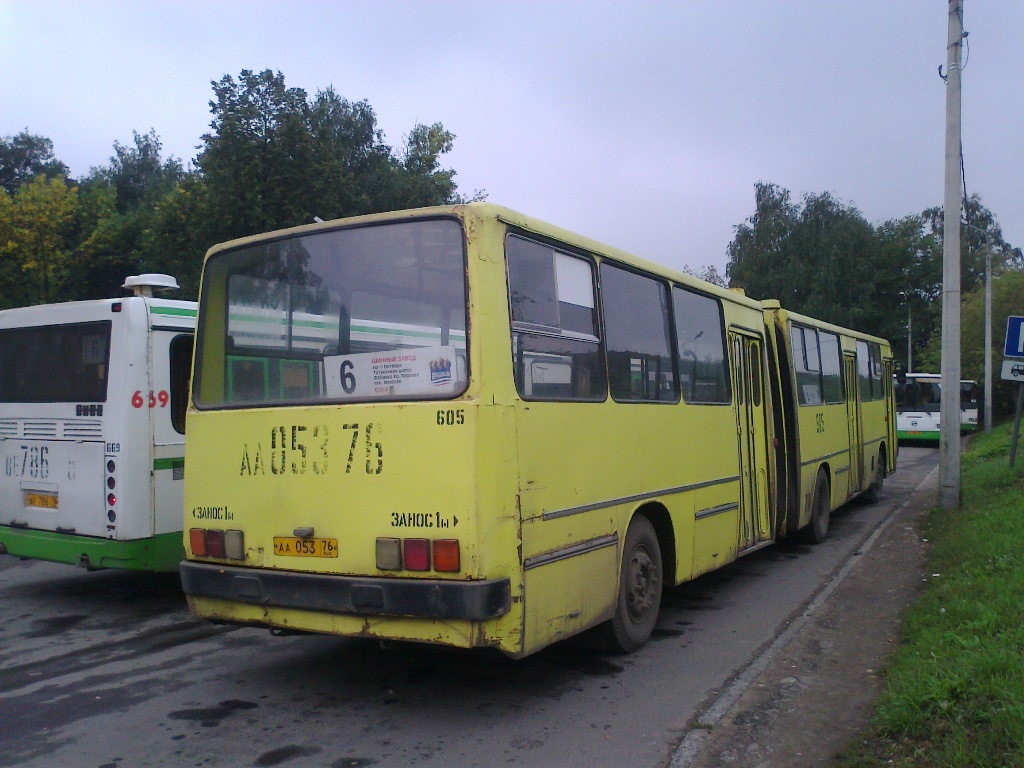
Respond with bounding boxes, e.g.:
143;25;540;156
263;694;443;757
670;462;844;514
893;372;979;442
0;275;195;571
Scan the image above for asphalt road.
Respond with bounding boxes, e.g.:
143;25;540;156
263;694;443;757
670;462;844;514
0;446;938;768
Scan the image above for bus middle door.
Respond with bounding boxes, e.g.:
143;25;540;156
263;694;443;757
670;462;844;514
843;352;863;495
731;331;772;552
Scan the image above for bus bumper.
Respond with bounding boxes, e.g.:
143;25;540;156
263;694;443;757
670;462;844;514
179;561;511;621
0;526;183;571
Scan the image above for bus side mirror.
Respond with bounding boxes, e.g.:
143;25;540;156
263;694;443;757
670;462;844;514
896;370;907;385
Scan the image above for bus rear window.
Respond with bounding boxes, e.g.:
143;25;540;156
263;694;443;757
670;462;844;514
194;218;468;407
0;321;111;403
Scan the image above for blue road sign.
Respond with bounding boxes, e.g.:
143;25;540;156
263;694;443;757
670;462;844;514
1005;316;1024;359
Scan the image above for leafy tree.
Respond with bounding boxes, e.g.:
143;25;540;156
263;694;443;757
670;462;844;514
922;194;1023;296
681;263;727;287
726;182;800;304
198;69;316;241
6;175;78;304
198;69;466;245
395;122;459;206
916;269;1024;415
0;131;69;196
102;129;185;214
139;174;211;298
726;183;896;336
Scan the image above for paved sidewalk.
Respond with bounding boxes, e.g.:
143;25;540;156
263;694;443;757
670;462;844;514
672;467;937;768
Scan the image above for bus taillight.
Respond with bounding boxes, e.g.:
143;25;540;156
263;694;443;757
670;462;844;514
189;528;245;561
375;537;460;573
432;539;460;572
403;539;430;571
189;528;207;557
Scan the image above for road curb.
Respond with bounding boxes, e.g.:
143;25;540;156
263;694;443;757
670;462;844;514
668;465;940;768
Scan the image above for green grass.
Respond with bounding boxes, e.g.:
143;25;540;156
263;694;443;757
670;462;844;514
837;424;1024;768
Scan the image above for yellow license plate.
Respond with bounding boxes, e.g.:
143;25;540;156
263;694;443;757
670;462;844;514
273;536;338;558
25;493;58;509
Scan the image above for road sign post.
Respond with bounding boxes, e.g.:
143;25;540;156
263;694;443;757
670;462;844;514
1002;316;1024;468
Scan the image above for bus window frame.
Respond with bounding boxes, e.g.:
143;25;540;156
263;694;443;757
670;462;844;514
193;216;471;411
506;232;606;403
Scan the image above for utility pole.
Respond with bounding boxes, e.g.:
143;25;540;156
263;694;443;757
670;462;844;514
940;0;964;508
984;243;993;431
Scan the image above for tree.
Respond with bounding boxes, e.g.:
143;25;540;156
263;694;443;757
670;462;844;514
198;69;466;245
726;183;898;337
916;269;1024;415
0;131;70;196
198;69;317;241
102;129;185;214
921;194;1023;296
6;175;78;304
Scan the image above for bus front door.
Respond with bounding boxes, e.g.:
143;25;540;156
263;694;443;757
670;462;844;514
732;332;772;552
844;353;863;496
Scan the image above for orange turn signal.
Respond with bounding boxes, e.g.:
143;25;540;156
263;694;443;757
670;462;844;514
189;528;207;557
432;539;460;572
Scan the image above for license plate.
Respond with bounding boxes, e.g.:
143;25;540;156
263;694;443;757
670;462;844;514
273;536;338;558
25;492;58;509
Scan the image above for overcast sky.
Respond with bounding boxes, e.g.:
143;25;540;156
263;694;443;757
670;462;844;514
1;1;1020;276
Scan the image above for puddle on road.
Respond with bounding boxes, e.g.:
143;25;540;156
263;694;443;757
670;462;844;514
167;699;259;727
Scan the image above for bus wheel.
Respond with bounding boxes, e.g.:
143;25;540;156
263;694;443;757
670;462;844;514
802;470;831;544
863;451;885;504
603;515;662;653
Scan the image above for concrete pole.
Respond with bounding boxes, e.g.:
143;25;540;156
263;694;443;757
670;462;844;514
908;305;912;372
985;245;993;431
940;0;964;509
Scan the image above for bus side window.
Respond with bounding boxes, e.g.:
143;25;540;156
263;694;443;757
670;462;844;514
601;263;676;403
672;287;729;404
791;325;822;406
856;340;872;402
169;334;194;434
506;236;604;401
819;331;844;403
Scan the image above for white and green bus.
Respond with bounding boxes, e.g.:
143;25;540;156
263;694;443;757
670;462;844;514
0;275;195;571
893;372;979;442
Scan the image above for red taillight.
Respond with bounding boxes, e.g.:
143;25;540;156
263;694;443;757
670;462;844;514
107;493;116;506
189;528;207;557
403;539;430;571
205;530;226;558
432;539;460;572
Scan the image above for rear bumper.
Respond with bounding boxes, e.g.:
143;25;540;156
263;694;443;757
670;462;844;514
179;561;511;621
0;526;182;571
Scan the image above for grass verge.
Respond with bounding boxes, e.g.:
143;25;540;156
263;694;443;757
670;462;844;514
837;423;1024;768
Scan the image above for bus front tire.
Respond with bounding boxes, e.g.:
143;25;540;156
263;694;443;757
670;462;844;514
603;515;663;653
802;470;831;544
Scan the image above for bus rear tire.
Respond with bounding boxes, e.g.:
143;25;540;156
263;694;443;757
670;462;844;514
602;515;662;653
863;450;885;504
801;470;831;544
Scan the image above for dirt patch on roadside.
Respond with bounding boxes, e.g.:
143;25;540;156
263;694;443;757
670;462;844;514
682;478;933;768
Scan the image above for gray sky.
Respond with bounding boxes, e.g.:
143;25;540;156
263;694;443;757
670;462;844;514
1;1;1020;276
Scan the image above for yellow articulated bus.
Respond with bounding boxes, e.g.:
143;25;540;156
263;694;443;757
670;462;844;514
180;203;896;658
761;306;897;544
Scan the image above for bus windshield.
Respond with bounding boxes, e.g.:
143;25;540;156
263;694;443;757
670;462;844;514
895;378;941;412
194;218;468;407
0;321;111;403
